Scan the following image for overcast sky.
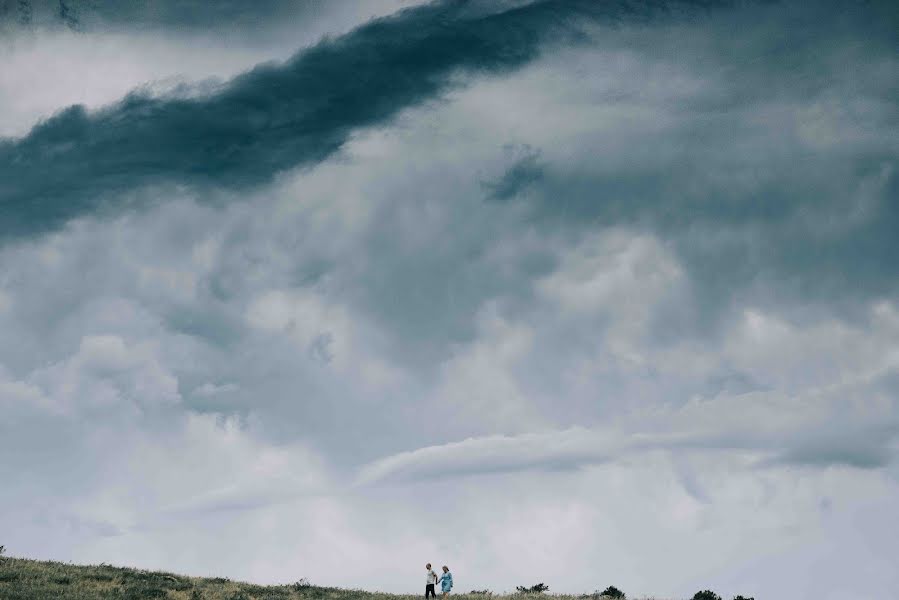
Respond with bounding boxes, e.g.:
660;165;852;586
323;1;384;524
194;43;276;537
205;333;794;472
1;1;898;598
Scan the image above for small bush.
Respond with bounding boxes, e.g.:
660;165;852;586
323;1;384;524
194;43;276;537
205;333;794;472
469;590;493;596
600;586;625;599
692;591;721;600
733;596;754;600
292;577;312;591
0;572;20;583
516;583;550;594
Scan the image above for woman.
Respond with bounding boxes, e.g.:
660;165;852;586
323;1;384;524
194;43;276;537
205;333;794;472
438;565;453;597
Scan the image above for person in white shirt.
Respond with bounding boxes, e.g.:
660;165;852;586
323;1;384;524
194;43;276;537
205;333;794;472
425;563;438;599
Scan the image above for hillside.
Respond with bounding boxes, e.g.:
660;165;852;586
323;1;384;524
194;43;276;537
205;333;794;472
0;556;627;600
1;555;405;600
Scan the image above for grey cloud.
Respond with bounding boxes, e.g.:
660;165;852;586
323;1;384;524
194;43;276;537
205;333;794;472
763;423;899;470
1;0;322;33
481;145;545;201
475;1;899;316
0;0;728;239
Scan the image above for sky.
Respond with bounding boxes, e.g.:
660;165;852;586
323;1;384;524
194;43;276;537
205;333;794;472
1;1;898;598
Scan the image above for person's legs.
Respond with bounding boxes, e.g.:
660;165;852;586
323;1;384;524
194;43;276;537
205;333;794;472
426;585;435;599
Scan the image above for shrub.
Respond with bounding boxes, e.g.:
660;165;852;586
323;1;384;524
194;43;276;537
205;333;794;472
733;596;754;600
292;578;312;591
516;583;550;594
469;590;493;596
692;591;721;600
600;586;625;599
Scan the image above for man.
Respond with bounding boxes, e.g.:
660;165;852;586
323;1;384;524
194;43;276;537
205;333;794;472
425;563;438;599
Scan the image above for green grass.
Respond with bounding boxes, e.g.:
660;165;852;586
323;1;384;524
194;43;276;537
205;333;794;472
0;555;662;600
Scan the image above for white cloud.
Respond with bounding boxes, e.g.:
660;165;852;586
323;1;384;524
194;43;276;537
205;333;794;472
27;334;181;415
357;428;618;486
537;230;682;320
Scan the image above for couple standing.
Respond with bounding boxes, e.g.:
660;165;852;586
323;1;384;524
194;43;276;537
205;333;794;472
425;563;452;598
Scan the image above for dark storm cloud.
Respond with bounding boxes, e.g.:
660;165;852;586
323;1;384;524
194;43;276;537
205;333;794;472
0;0;728;239
1;0;308;31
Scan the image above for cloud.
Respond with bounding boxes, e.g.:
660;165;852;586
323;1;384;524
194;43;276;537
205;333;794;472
481;145;545;201
1;0;413;36
452;1;899;311
2;2;899;598
1;0;697;239
359;305;899;483
357;428;620;485
1;0;308;32
359;403;899;486
0;2;418;139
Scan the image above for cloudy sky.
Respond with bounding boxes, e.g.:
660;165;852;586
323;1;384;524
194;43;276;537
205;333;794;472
1;1;898;598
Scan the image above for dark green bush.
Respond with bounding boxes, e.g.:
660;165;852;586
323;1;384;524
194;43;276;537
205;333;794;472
733;596;754;600
692;591;721;600
292;577;312;590
600;586;625;598
516;583;550;594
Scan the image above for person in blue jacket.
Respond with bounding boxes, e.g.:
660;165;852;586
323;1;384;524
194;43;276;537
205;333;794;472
438;565;453;597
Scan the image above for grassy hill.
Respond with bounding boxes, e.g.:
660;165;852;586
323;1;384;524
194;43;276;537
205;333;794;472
0;555;630;600
0;555;403;600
